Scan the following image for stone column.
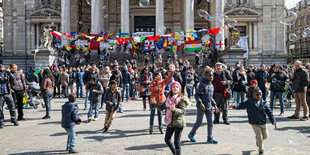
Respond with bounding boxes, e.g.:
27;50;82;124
156;0;164;35
184;0;194;30
215;0;225;51
31;24;35;50
253;23;258;49
61;0;70;33
91;0;104;34
121;0;129;33
249;22;252;49
36;24;40;48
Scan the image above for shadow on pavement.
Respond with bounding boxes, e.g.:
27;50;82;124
277;126;310;133
50;130;101;137
8;150;68;155
125;143;166;151
38;121;61;125
84;129;150;142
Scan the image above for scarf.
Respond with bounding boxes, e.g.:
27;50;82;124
165;94;181;125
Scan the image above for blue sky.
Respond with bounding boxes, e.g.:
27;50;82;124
285;0;301;9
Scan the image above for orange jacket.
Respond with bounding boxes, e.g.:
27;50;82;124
149;71;174;104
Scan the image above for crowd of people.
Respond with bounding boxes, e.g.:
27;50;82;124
0;52;309;154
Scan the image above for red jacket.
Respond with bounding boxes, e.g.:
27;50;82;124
149;71;174;104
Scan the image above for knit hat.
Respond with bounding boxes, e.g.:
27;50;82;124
251;79;258;85
170;81;182;91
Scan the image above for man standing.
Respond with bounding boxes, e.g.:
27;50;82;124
9;64;27;121
59;68;69;98
84;64;100;110
267;64;287;116
213;62;233;125
121;66;131;103
255;64;269;101
0;65;19;128
288;61;309;121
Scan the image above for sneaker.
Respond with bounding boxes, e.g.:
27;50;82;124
207;139;218;144
300;117;309;121
18;118;27;121
288;115;299;119
259;151;264;155
93;118;98;121
68;150;78;154
224;121;230;125
103;127;109;132
87;118;92;123
159;127;164;134
188;134;197;142
42;116;51;119
149;126;153;135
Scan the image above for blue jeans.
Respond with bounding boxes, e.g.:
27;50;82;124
65;127;76;150
270;91;284;113
150;104;163;127
88;101;100;118
84;89;90;109
76;84;83;98
122;84;130;102
190;109;213;140
186;87;193;98
42;92;53;117
233;91;238;103
68;85;74;94
133;89;136;99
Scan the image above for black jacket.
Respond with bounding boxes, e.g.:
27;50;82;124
246;71;255;86
292;67;309;93
233;72;247;93
86;82;104;103
267;70;287;92
110;75;123;88
235;98;276;125
255;69;268;91
84;70;100;85
104;88;121;111
195;77;216;110
173;71;183;85
121;69;131;85
0;71;12;95
53;71;60;85
26;71;39;83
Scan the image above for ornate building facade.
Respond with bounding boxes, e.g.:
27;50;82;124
223;0;287;66
286;0;310;64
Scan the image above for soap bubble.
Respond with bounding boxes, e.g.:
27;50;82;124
51;22;55;26
227;19;238;27
139;0;150;8
78;21;84;25
158;26;166;34
86;0;91;6
104;14;108;18
302;27;310;38
197;9;212;21
102;5;107;10
271;78;277;83
287;131;307;146
289;34;298;42
280;11;297;26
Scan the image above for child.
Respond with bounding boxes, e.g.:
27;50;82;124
246;79;258;99
155;81;190;155
229;88;277;155
61;94;81;154
86;77;104;122
103;80;121;132
149;64;175;134
188;70;219;144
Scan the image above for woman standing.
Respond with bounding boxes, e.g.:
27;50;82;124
156;81;190;155
139;67;153;111
149;65;175;134
41;68;55;119
232;65;247;103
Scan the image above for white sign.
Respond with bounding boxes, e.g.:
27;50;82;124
132;32;154;37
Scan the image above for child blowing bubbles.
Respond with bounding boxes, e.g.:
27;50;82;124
61;94;81;154
155;81;190;155
229;89;277;155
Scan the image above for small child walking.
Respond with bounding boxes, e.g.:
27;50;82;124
188;70;219;144
61;94;81;154
229;88;277;155
103;80;121;132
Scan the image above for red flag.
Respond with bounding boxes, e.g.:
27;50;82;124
62;33;73;38
50;31;63;38
117;38;132;45
90;34;99;37
147;35;160;41
208;28;221;35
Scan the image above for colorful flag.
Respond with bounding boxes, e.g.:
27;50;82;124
131;39;137;49
147;35;160;41
156;40;164;50
170;45;177;53
50;31;63;38
163;38;168;48
185;40;202;52
208;28;221;35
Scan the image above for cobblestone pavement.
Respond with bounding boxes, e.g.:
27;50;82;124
0;97;309;155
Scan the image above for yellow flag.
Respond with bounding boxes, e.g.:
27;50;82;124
65;45;72;51
175;34;180;40
131;39;137;49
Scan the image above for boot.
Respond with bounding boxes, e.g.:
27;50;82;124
149;126;153;135
175;149;181;155
159;126;164;134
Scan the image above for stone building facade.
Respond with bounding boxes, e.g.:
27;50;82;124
286;0;310;64
222;0;287;67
